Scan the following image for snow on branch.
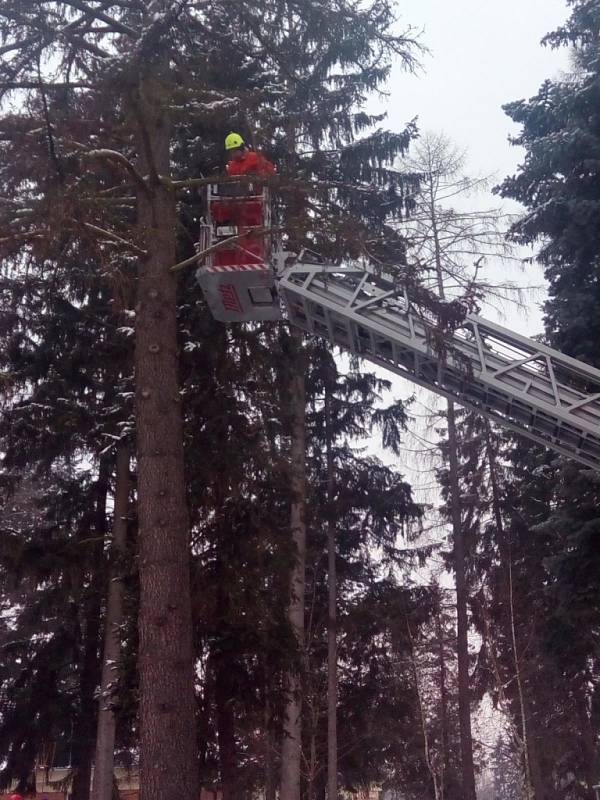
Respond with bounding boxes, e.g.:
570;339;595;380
0;81;93;90
54;0;140;38
169;97;239;114
0;37;42;57
82;222;147;256
82;148;150;195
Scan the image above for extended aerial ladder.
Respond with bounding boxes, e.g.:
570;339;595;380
197;185;600;470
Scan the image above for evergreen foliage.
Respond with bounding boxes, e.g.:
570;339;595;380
498;0;600;365
497;5;600;796
0;2;432;799
7;3;600;800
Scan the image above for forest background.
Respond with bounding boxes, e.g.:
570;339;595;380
0;2;598;800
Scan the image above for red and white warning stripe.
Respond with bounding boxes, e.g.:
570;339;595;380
207;263;270;273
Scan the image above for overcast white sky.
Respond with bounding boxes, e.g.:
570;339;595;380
382;0;571;335
365;0;573;491
392;0;570;201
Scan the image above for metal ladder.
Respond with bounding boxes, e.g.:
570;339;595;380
278;259;600;469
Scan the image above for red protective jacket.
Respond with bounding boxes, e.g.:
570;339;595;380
227;150;276;177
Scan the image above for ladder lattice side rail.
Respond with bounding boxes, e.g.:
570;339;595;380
278;260;600;469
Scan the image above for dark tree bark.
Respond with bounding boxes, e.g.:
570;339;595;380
198;659;213;784
575;688;598;800
134;75;199;800
91;444;130;800
71;463;109;800
436;603;451;800
428;174;476;799
325;387;338;800
445;403;477;800
521;696;555;800
213;544;237;800
214;656;237;800
264;691;277;800
280;330;308;800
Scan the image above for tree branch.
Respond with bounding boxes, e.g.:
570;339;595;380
82;222;148;256
166;173;273;190
0;37;41;56
59;29;112;58
0;81;93;89
0;230;46;245
81;148;151;195
42;0;140;38
169;226;285;273
61;0;123;31
168;172;380;197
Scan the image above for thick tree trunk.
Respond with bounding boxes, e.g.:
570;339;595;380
70;602;102;800
91;445;130;800
214;656;236;800
280;331;307;800
306;698;319;800
71;465;109;800
445;402;477;800
134;76;198;800
574;689;598;799
324;389;338;800
264;691;277;800
198;657;213;784
521;694;553;800
211;480;238;800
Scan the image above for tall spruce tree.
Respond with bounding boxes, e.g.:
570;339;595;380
0;73;137;795
436;411;541;800
186;6;422;798
305;342;424;798
489;438;600;799
402;133;513;800
1;3;423;799
497;4;600;795
0;6;206;797
441;403;600;799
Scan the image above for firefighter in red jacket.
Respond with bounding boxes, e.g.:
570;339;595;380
225;132;276;177
215;133;276;266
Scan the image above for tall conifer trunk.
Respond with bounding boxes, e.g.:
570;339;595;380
324;388;338;800
214;658;236;800
213;529;237;800
444;405;476;800
483;423;557;800
436;600;450;800
575;689;598;799
264;690;277;800
71;463;109;800
134;75;198;800
280;330;307;800
92;444;130;800
429;173;476;800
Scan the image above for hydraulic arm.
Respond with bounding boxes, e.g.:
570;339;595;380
196;186;600;469
278;258;600;470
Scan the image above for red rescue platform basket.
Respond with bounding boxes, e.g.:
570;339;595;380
196;184;282;322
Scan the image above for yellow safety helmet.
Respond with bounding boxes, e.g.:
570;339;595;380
225;132;245;151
